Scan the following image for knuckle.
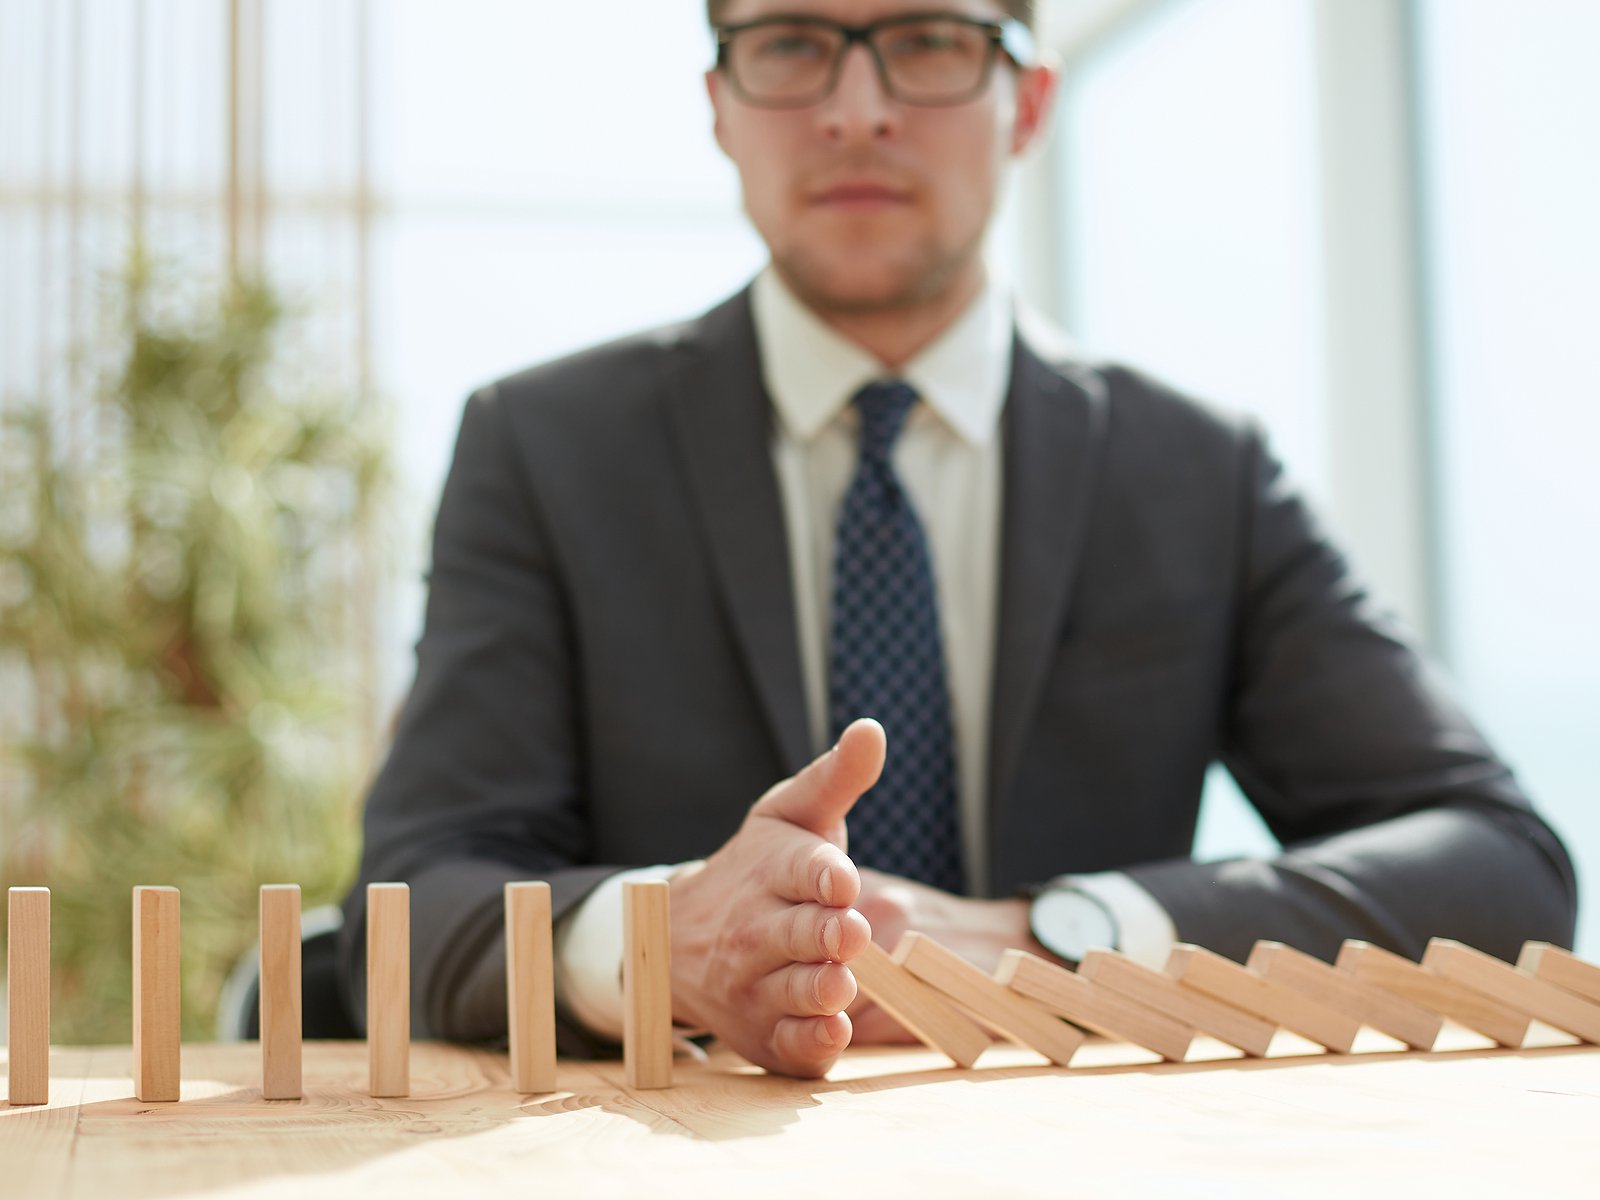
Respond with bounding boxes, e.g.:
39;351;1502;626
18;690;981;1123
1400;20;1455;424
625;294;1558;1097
724;915;765;959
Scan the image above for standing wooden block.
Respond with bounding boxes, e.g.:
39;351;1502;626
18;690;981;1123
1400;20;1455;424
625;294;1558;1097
622;881;673;1090
1422;938;1600;1044
6;887;50;1106
366;882;410;1098
1079;949;1277;1056
850;940;991;1068
1518;943;1600;1005
894;933;1084;1067
505;882;557;1094
132;886;181;1103
1248;942;1442;1051
1166;943;1358;1053
259;884;302;1100
996;949;1195;1061
1336;940;1529;1047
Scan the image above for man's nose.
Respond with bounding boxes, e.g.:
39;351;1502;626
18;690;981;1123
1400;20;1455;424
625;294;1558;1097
816;43;899;140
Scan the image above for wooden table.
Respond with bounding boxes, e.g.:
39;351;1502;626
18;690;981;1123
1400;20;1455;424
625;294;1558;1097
3;1036;1596;1197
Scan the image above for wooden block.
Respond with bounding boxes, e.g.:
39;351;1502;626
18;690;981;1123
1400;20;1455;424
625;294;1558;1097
996;949;1195;1061
1336;941;1530;1048
366;882;410;1098
1423;938;1600;1044
505;881;557;1094
1249;941;1441;1050
894;933;1084;1067
622;880;673;1089
1079;949;1276;1056
849;940;991;1068
132;886;181;1103
1166;943;1358;1053
259;884;302;1100
6;887;50;1105
1518;942;1600;1005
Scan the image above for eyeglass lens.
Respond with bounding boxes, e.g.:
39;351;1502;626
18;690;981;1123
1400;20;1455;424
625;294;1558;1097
725;18;995;106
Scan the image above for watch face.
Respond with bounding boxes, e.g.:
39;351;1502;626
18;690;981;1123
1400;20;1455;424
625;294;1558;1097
1032;888;1117;963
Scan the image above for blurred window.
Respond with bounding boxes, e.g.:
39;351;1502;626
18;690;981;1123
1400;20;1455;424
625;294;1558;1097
1416;0;1600;955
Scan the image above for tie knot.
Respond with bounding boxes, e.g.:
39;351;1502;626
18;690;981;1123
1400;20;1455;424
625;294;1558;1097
851;380;918;462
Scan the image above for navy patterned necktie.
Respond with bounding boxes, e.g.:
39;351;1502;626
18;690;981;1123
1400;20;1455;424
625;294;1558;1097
828;380;965;893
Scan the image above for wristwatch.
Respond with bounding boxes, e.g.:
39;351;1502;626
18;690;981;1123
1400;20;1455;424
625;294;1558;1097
1028;882;1119;967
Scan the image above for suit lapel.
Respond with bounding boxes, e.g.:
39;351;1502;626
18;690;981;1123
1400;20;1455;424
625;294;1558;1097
987;339;1109;845
663;290;812;777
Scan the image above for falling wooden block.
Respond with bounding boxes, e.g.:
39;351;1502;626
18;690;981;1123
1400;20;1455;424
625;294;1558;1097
133;886;181;1103
367;882;411;1098
1079;949;1276;1057
1167;943;1357;1053
849;940;991;1068
622;880;673;1089
1423;938;1600;1044
1336;941;1528;1047
894;933;1084;1067
1518;943;1600;1005
505;881;557;1094
6;887;50;1106
259;884;302;1101
996;949;1195;1061
1248;942;1441;1051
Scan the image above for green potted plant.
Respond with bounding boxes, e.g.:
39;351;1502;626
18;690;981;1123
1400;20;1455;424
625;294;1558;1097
0;252;388;1042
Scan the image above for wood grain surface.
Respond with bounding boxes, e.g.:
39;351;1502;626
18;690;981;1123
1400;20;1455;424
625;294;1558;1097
259;885;302;1101
131;887;180;1103
1078;949;1276;1056
6;888;51;1105
366;883;410;1098
848;940;991;1068
1248;941;1443;1050
622;881;673;1090
504;882;557;1094
1168;942;1360;1052
895;933;1085;1066
1336;940;1533;1047
2;1037;1595;1199
996;949;1194;1061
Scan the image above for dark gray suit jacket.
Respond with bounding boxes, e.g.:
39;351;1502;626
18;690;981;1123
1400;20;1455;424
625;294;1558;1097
338;287;1577;1049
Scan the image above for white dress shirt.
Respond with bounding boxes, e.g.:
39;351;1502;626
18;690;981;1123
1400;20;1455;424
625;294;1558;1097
552;269;1175;1038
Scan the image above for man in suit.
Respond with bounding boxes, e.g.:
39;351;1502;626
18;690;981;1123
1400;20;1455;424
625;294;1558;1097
339;0;1577;1078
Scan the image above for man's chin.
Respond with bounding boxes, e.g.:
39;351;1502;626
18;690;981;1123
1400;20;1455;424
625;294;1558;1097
774;254;964;318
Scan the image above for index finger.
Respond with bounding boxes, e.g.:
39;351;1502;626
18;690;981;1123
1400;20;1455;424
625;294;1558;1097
770;838;861;908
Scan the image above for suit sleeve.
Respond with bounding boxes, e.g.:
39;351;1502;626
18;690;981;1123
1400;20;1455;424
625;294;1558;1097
337;384;620;1053
1123;426;1578;962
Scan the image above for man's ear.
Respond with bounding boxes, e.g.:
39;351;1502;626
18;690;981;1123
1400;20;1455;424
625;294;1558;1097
706;68;731;156
1010;58;1060;157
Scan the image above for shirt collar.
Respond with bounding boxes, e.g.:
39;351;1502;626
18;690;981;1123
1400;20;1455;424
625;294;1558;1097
750;266;1011;447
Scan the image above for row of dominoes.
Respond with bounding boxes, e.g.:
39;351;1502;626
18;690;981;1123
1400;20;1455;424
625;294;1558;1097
9;878;1598;1105
3;879;676;1105
854;932;1600;1068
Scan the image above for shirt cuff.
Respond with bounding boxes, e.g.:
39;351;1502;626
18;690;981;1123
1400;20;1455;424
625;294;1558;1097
552;862;690;1040
1064;870;1178;970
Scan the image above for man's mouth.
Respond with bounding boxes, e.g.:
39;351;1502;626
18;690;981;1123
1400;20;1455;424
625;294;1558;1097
809;181;913;210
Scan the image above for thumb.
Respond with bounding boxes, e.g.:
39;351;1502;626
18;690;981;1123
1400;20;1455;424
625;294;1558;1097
752;717;885;837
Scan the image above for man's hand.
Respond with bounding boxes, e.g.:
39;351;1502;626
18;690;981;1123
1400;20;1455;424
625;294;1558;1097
847;867;1055;1044
667;719;881;1077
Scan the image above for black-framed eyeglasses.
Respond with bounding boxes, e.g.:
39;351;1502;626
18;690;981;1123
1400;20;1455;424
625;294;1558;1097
714;12;1037;109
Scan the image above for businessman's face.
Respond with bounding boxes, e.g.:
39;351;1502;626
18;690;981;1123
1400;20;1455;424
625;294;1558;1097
707;0;1055;320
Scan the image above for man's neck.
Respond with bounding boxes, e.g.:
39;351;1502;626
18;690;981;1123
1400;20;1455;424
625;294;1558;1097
777;266;987;370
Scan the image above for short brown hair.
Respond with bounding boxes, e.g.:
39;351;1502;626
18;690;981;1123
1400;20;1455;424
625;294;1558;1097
706;2;1036;28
